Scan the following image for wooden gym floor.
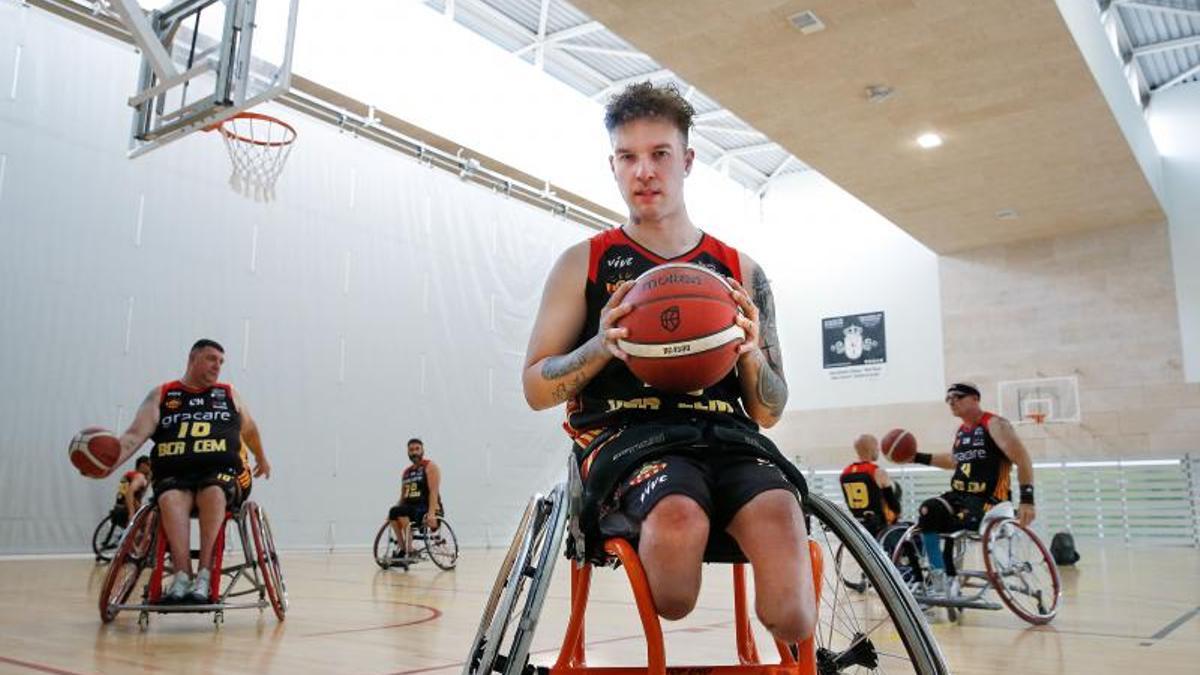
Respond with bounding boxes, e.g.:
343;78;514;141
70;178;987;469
0;541;1196;674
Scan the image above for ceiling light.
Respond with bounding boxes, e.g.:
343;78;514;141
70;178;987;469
995;209;1020;220
866;85;894;103
788;10;826;34
916;132;943;149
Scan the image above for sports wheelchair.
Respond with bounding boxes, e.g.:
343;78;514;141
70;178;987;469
92;510;127;563
465;459;949;675
886;502;1061;625
98;499;287;627
373;513;459;571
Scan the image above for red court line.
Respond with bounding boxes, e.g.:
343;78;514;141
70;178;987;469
0;655;88;675
383;619;733;675
302;603;443;638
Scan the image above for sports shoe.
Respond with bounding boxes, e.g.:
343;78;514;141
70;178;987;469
187;568;212;604
927;569;948;599
163;571;191;604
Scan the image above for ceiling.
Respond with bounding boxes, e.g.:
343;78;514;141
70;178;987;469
545;0;1169;253
424;0;809;192
1107;0;1200;101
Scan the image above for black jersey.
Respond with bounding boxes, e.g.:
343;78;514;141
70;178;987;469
150;381;243;480
401;460;431;506
840;461;896;532
564;228;753;446
950;412;1012;503
113;470;147;508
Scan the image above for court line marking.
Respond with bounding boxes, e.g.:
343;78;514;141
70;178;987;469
382;619;733;675
1140;605;1200;647
300;602;443;638
0;655;86;675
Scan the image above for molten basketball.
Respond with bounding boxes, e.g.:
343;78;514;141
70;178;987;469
881;428;917;463
616;262;745;393
69;427;120;478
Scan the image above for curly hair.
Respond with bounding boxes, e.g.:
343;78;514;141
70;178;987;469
604;81;695;143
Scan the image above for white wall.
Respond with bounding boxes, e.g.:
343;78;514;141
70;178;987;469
1149;83;1200;383
756;172;946;411
0;4;589;554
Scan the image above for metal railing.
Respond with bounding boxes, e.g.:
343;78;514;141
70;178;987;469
803;454;1200;548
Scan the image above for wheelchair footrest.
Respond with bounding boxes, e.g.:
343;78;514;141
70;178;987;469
117;601;266;613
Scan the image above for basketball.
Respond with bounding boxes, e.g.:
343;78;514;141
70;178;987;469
616;262;745;393
69;427;120;478
881;428;917;463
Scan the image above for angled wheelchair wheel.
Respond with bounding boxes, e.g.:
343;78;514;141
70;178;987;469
92;513;122;563
982;518;1060;625
465;484;568;675
806;494;949;674
424;517;459;570
98;505;157;623
248;502;287;621
374;521;402;569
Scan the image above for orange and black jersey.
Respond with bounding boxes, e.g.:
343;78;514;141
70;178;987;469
401;460;431;506
951;411;1011;503
840;461;897;527
565;228;754;445
151;381;243;480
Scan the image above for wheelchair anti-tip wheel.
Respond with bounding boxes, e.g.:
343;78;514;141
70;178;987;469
982;518;1060;625
465;484;568;675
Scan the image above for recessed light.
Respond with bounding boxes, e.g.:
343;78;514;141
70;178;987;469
866;84;894;103
995;209;1020;220
788;10;826;34
916;132;943;149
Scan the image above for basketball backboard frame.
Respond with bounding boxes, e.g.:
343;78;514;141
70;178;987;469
112;0;298;158
998;376;1081;426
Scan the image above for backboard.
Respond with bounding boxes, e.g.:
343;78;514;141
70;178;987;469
112;0;298;157
998;376;1081;425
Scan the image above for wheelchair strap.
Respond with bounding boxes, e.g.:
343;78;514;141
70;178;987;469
574;420;809;563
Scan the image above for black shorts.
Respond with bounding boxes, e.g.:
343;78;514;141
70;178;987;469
389;503;427;522
109;506;130;529
615;453;797;531
921;490;989;533
153;468;241;507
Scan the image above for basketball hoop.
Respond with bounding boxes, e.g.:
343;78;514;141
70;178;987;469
209;112;297;202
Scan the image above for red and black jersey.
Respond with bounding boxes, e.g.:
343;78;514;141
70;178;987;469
951;412;1011;503
565;228;753;444
150;381;243;480
401;460;431;506
113;470;147;508
840;461;896;528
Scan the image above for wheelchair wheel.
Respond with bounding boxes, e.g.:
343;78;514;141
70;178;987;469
98;505;157;623
373;521;402;569
248;502;287;621
424;517;459;570
92;513;123;563
982;518;1060;625
805;494;949;674
833;542;868;594
465;484;568;675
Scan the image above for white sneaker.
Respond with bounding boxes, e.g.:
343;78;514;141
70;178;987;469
927;569;948;599
187;568;212;604
163;571;191;604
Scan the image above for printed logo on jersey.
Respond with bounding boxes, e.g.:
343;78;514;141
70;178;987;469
660;306;681;332
627;461;668;488
212;388;226;399
165;398;182;410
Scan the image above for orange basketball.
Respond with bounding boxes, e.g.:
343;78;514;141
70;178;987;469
616;262;745;393
69;427;120;478
881;428;917;463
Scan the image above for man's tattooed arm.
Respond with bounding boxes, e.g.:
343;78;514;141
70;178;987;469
750;266;788;419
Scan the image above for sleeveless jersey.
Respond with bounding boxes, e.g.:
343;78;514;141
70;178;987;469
565;228;753;444
840;461;895;527
113;470;147;508
401;460;431;506
150;381;243;479
951;412;1011;503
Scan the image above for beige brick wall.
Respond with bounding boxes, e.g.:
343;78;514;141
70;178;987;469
769;221;1200;469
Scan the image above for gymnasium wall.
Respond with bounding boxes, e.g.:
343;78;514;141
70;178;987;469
0;5;591;554
773;219;1200;469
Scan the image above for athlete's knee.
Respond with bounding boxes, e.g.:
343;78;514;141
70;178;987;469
759;598;815;645
642;495;708;543
652;583;701;621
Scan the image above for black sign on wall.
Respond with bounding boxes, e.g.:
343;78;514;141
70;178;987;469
822;312;887;369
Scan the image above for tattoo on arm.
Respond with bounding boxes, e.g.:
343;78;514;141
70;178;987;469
754;352;787;418
541;345;596;404
751;268;784;374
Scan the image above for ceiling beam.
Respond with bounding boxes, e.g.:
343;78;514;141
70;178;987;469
1113;0;1200;19
591;68;674;100
534;0;551;68
553;43;654;59
718;142;780;160
694;124;766;139
1152;60;1200;92
514;21;605;56
1133;34;1200;57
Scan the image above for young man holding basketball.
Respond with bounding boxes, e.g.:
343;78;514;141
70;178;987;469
901;382;1036;594
80;339;270;604
523;82;814;644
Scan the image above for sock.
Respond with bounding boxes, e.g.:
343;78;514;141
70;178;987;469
923;532;945;570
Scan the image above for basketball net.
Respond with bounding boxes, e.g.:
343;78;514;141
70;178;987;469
211;112;297;202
